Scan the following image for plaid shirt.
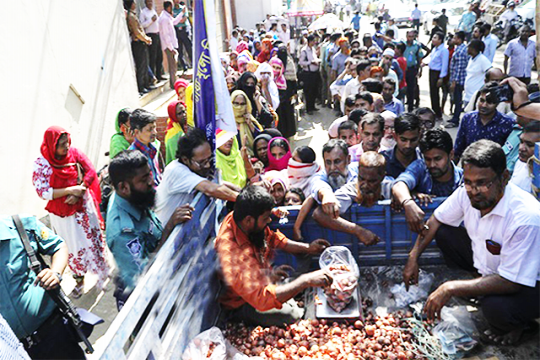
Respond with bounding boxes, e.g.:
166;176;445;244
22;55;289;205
129;138;162;186
450;43;469;85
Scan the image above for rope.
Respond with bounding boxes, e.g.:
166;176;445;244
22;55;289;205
399;317;452;360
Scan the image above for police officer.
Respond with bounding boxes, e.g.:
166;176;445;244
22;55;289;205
0;215;85;359
106;150;193;309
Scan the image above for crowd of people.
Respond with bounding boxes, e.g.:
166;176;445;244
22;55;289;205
2;2;540;358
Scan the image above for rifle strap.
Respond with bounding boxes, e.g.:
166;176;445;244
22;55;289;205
12;215;42;274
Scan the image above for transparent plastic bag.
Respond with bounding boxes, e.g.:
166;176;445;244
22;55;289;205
182;327;263;360
433;306;477;355
390;271;434;307
319;246;360;312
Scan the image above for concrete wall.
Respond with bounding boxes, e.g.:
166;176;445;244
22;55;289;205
234;0;284;31
2;1;139;216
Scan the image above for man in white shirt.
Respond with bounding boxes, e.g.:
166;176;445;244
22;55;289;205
155;128;239;224
158;1;184;89
278;23;290;45
140;0;163;81
404;139;540;346
510;121;540;194
341;59;372;113
464;40;492;105
481;23;498;63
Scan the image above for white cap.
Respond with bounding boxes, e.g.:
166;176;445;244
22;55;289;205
382;48;395;58
380;110;397;120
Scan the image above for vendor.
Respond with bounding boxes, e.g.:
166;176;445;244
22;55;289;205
215;185;332;326
403;140;540;346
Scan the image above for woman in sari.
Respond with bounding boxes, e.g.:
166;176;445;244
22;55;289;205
174;78;189;103
33;126;110;297
231;90;263;154
257;38;273;63
164;100;188;165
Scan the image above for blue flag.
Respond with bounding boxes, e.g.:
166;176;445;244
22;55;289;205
193;0;216;150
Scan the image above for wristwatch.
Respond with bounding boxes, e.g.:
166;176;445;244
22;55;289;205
54;272;63;282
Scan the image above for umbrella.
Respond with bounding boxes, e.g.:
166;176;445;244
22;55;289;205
308;13;346;30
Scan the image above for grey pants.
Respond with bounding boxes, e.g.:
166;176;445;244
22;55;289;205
164;49;177;89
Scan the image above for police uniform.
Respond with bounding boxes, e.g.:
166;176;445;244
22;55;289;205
106;194;163;309
0;216;85;359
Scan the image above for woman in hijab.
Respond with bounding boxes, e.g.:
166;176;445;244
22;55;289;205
269;56;296;139
257;38;273;63
185;83;195;128
231;90;263;154
174;78;189;103
265;137;291;172
33;126;110;297
252;40;262;57
255;62;280;111
235;41;249;54
246;60;260;74
225;70;240;93
230;51;239;71
263;170;289;206
165;100;188;165
215;130;248;188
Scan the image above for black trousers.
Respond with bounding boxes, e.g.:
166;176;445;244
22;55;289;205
451;83;464;124
435;224;540;333
131;41;150;92
24;310;86;359
147;33;163;79
405;66;419;112
303;71;320;111
429;69;442;118
176;27;192;69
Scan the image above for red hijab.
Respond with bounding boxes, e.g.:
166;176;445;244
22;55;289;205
166;100;186;130
265;137;292;172
40;126;101;217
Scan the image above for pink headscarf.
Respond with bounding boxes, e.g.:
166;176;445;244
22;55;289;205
265;137;292;172
269;57;287;90
236;41;249;54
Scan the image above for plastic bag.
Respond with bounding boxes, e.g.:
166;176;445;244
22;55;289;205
390;271;434;307
182;327;263;360
319;246;360;312
433;306;477;356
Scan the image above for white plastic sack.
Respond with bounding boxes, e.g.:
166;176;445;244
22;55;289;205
182;327;263;360
390;271;434;307
433;306;477;355
319;246;360;312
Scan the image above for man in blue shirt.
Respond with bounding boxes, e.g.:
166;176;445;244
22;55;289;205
427;32;449;120
457;4;477;41
454;83;516;163
381;113;423;178
404;30;430;112
0;216;85;359
392;129;464;233
350;11;361;32
331;37;351;85
448;31;469;128
382;78;404;116
107;150;193;309
481;23;498;64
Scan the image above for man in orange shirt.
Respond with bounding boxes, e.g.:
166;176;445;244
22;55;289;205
215;185;332;326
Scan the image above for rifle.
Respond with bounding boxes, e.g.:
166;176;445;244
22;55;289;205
12;215;95;354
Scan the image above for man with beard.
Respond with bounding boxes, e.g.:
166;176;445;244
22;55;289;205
454;83;516;164
403;140;540;346
155;128;239;225
215;186;332;326
509;121;540;194
381;113;423;178
310;139;359;218
392;129;464;233
313;152;392;246
107;150;194;309
349;113;385;162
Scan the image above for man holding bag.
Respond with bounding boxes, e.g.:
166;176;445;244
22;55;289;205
215;185;332;326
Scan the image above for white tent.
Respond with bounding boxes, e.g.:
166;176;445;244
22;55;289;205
308;13;346;30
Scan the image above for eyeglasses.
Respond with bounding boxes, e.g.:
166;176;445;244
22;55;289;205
191;156;214;168
463;179;496;193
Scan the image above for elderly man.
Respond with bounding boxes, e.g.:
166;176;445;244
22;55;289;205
313;152;392;245
215;186;332;326
155;128;239;224
107;150;193;308
0;216;84;359
392;129;464;233
404;140;540;346
349;113;385;162
454;83;516;164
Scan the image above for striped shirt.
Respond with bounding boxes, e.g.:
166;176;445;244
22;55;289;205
0;314;30;360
